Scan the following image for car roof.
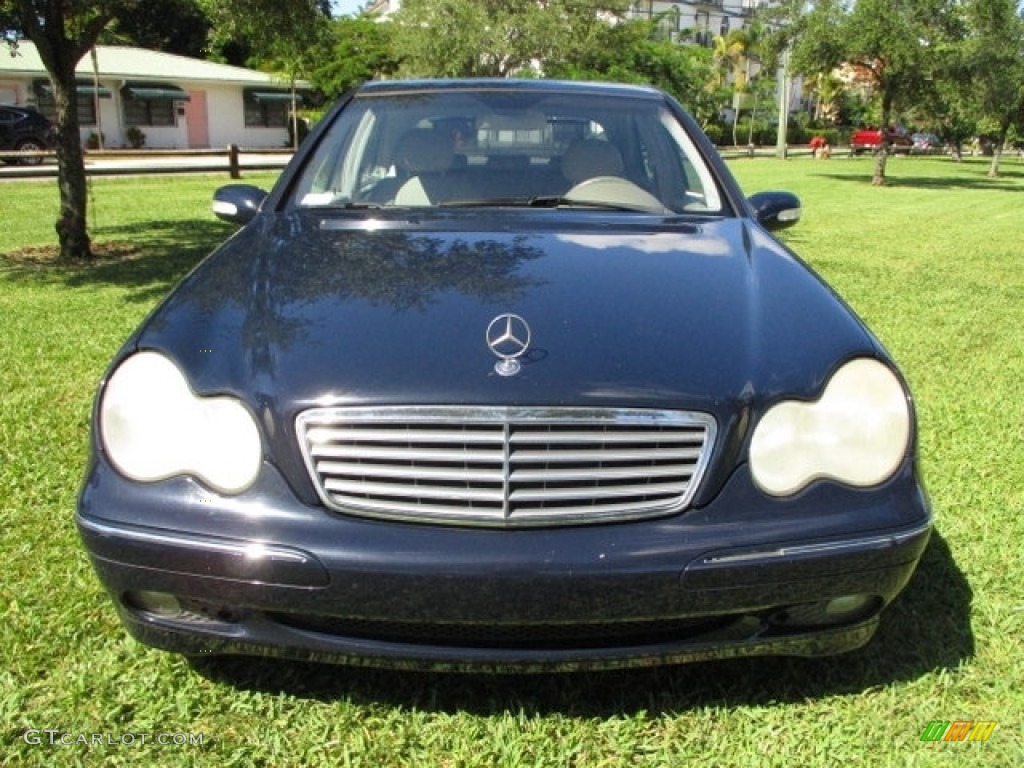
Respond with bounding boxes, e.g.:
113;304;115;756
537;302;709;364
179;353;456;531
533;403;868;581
0;105;45;116
356;78;665;101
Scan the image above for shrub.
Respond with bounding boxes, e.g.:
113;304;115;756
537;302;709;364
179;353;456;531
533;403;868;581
703;122;725;145
125;126;146;149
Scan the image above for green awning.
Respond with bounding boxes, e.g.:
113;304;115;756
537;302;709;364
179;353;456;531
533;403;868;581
80;83;113;98
35;80;112;98
124;82;190;101
248;90;303;104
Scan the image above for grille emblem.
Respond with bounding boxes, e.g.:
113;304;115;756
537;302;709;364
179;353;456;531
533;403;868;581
486;314;531;376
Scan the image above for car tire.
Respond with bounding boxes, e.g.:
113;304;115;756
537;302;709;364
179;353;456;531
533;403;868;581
15;138;45;166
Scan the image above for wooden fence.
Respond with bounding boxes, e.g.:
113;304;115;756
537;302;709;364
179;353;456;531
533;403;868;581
0;145;293;179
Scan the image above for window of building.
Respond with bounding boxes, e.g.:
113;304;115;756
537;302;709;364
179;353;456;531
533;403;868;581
630;1;655;20
695;11;712;47
121;82;188;127
33;79;110;126
244;89;298;128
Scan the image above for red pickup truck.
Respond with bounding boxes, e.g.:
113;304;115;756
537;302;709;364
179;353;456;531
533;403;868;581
850;126;913;155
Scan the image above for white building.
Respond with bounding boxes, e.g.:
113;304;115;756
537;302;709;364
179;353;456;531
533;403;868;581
628;1;768;45
0;42;305;150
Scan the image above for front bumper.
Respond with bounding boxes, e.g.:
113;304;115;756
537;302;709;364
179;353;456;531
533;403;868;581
77;460;931;672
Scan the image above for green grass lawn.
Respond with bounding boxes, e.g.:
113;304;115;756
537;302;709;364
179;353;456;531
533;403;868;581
1;159;1021;766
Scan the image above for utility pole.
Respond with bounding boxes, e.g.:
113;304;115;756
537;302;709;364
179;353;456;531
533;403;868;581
775;48;790;159
91;47;104;150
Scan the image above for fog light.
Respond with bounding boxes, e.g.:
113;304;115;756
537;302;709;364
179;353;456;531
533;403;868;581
126;590;182;617
825;594;874;619
772;595;879;628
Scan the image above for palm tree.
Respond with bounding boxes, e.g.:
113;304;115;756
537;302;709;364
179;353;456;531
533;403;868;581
809;72;844;124
711;28;750;90
712;25;767;146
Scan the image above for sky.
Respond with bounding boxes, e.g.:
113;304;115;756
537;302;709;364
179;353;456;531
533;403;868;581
331;0;368;17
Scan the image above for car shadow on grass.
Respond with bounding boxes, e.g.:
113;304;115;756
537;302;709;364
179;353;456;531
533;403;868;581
190;530;972;716
0;219;231;305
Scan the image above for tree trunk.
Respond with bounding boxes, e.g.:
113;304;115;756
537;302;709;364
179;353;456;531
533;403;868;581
50;72;92;260
15;0;116;262
988;145;1002;178
987;125;1008;178
871;145;888;186
873;91;893;186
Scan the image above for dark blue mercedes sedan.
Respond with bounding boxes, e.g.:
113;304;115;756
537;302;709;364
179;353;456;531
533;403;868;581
77;79;931;672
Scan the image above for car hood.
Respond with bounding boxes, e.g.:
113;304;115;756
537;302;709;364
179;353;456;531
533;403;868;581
132;211;878;493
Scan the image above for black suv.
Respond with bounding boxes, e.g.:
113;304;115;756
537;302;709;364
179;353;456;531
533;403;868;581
0;106;55;165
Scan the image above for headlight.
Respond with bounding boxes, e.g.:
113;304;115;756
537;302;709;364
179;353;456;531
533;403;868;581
99;351;261;494
749;358;911;496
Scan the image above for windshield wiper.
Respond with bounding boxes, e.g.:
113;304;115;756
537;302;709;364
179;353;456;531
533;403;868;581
437;196;645;212
438;198;527;208
526;195;646;212
335;201;386;210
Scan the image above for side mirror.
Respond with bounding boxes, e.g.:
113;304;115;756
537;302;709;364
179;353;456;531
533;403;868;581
212;184;268;225
748;191;801;232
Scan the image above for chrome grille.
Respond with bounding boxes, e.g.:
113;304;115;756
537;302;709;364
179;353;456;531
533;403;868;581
296;406;716;527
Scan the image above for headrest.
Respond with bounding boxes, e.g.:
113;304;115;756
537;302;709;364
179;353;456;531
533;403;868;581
561;139;624;183
394;130;454;174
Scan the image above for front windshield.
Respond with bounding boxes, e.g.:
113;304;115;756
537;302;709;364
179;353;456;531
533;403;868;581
291;86;724;215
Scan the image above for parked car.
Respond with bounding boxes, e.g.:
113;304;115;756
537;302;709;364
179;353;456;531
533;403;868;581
0;105;54;165
911;133;943;154
850;126;913;155
77;79;932;672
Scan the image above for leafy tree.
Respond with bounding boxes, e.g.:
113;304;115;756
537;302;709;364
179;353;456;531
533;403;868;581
710;24;767;145
1;5;20;36
807;72;845;124
1;0;326;260
629;37;720;127
389;2;717;124
765;0;960;184
102;0;210;57
310;15;399;99
2;0;139;260
199;0;331;73
527;0;630;71
544;17;721;127
963;0;1024;175
201;1;334;147
392;0;524;77
248;15;331;148
391;0;629;78
907;8;975;160
711;27;753;92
